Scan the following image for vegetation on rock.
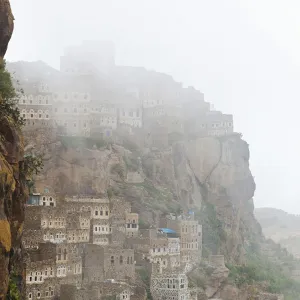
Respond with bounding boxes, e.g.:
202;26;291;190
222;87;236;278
0;61;24;127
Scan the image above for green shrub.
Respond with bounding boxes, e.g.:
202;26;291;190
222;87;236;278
111;164;125;180
6;274;21;300
124;156;139;172
0;61;24;127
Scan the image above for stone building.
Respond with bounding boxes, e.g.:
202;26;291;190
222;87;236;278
150;263;190;300
185;111;234;138
64;197;110;220
118;99;143;128
26;278;59;300
25;243;58;300
181;86;210;120
125;213;139;237
83;244;135;284
18;81;54;131
91;218;111;246
60;40;115;75
39;193;56;207
160;213;202;265
60;282;133;300
89;102;118;139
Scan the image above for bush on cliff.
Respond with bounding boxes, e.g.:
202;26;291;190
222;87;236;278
0;61;24;127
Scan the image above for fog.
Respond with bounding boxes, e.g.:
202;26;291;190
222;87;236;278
7;0;300;214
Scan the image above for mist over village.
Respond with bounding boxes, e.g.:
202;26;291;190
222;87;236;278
1;1;300;300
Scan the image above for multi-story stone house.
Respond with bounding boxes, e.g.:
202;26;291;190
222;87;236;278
18;81;54;131
52;94;91;137
55;243;83;287
125;212;139;237
25;243;59;300
160;213;202;265
150;263;190;300
66;212;90;244
39;193;56;207
60;40;115;75
64;197;110;220
91;218;112;246
89;102;118;138
83;244;135;284
185;110;233;138
143;103;184;138
60;282;134;300
118;101;143;128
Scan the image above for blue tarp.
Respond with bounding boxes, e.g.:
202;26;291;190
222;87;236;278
159;228;177;234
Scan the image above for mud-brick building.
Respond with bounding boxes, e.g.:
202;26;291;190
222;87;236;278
83;244;135;284
150;264;190;300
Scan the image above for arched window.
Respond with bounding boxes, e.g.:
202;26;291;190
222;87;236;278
120;255;123;264
28;293;32;299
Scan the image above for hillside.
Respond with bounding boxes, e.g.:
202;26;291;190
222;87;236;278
27;131;300;299
255;208;300;258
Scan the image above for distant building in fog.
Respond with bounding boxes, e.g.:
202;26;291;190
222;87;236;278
60;40;115;75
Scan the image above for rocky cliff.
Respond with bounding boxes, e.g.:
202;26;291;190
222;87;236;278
31;131;296;299
0;1;28;298
37;134;256;261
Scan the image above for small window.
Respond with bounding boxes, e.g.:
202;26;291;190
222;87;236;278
39;114;42;118
111;256;114;265
28;293;32;299
30;114;33;118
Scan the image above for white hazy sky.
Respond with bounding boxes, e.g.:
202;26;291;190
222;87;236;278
7;0;300;214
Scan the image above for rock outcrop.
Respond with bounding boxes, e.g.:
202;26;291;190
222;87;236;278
0;2;27;298
0;0;14;62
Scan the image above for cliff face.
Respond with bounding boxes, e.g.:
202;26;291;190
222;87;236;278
0;2;27;298
38;133;257;261
36;132;295;299
0;117;27;298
